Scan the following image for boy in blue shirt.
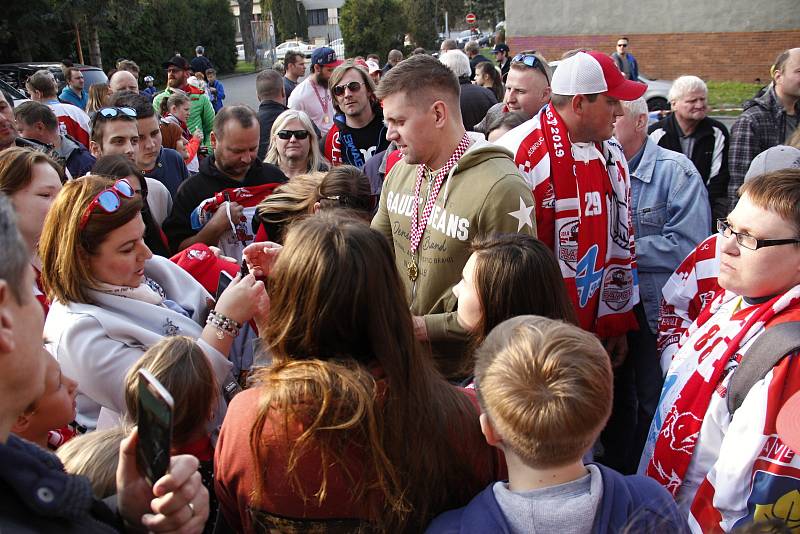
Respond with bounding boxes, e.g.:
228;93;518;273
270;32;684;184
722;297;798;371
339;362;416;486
427;316;687;534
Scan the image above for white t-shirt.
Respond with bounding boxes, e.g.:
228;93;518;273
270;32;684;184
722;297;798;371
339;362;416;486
287;76;334;137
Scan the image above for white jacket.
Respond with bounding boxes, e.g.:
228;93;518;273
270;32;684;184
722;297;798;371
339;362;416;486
45;255;233;429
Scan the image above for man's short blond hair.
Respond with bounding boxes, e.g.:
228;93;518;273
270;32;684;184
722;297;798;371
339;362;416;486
474;315;612;468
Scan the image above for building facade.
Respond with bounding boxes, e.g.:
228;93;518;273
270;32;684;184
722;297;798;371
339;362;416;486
504;0;800;82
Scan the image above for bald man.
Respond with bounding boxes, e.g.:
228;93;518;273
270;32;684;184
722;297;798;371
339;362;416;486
108;70;139;98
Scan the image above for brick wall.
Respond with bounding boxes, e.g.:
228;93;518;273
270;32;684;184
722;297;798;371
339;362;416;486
508;30;800;83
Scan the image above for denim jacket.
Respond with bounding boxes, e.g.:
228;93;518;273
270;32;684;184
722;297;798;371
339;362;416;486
630;137;711;332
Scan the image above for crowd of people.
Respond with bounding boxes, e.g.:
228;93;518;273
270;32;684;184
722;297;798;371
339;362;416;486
0;33;798;533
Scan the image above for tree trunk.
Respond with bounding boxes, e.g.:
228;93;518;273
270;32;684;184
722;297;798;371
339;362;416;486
238;0;255;62
88;24;103;70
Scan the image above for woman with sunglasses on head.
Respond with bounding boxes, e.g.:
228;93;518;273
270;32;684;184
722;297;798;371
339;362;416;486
265;109;328;179
40;175;268;430
0;147;64;314
640;170;800;528
92;155;171;257
252;165;375;243
216;212;502;532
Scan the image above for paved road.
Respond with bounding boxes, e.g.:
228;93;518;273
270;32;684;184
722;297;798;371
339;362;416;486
219;72;260;110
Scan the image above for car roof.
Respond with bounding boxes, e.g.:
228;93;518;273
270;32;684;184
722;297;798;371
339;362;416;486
0;62;102;71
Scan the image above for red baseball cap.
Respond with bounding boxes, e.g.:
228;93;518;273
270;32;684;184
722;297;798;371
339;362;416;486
551;50;647;101
170;243;240;297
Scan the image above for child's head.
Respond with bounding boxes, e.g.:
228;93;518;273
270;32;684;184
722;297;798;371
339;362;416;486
205;68;217;83
124;336;216;447
453;233;576;344
161;92;190;122
56;426;125;499
474;315;612;469
12;351;78;445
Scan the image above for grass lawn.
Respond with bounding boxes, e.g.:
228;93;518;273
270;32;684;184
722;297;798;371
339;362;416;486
706;81;762;112
234;60;258;74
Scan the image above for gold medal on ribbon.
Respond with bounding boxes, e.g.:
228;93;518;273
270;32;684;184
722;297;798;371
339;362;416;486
406;260;418;282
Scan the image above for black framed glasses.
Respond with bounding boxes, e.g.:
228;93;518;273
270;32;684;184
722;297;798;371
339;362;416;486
717;219;800;250
511;53;550;84
332;81;364;97
276;129;310;140
617;43;628;48
319;193;379;212
97;107;136;119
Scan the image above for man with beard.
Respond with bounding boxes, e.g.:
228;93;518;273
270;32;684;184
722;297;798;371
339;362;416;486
288;46;342;137
162;106;287;259
324;61;389;168
152;55;215;148
59;67;87;109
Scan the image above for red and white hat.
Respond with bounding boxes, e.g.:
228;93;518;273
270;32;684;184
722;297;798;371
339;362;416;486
551;51;647;101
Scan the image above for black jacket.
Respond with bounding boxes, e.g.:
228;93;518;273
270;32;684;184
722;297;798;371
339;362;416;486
0;435;122;533
257;100;289;160
648;113;731;221
459;78;498;132
162;154;287;251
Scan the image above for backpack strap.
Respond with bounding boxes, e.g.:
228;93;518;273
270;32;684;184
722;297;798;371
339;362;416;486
727;321;800;414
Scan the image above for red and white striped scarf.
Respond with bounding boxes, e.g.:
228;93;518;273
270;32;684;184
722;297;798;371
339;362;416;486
537;104;639;336
647;286;800;496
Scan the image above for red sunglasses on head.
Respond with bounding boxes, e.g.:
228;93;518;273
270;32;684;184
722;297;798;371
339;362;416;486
79;179;135;230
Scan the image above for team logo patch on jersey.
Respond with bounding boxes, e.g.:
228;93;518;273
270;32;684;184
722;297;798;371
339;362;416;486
736;470;800;530
602;267;634;311
558;221;579;267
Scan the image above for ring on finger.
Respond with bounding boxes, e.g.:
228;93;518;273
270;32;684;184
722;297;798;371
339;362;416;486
188;502;195;517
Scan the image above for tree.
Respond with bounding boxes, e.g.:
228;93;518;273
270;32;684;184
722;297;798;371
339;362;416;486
264;0;308;43
339;0;406;59
404;0;437;50
468;0;504;29
237;0;256;62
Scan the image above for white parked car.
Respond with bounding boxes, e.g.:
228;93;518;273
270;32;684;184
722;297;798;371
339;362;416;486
329;38;345;59
273;40;314;60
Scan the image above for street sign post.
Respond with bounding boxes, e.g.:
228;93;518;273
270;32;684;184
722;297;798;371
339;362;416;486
466;12;476;25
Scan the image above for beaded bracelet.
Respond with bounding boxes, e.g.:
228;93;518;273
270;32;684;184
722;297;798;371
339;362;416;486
207;309;242;340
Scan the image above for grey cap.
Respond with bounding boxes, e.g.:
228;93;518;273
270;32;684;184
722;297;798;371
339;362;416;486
745;145;800;182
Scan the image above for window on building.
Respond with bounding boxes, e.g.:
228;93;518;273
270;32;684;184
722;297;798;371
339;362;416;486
308;9;328;26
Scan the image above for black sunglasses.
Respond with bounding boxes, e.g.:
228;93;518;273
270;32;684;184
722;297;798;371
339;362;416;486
276;129;310;140
617;43;628;47
97;107;136;119
511;53;550;83
332;81;364;97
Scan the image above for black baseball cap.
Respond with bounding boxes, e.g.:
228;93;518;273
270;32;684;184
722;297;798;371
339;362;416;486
493;43;510;53
162;55;190;70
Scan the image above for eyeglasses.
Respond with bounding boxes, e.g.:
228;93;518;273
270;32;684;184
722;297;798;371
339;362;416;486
276;129;310;140
332;81;364;97
319;193;379;212
97;107;136;119
79;179;135;230
91;107;136;129
511;53;550;84
717;219;800;250
617;43;628;47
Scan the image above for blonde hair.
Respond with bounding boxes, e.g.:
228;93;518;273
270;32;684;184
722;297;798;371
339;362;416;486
255;172;325;241
265;109;326;173
474;315;612;468
56;426;126;499
124;336;217;447
39;175;143;304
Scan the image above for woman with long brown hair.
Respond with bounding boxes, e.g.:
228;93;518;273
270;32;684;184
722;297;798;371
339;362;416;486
215;212;501;532
453;233;577;348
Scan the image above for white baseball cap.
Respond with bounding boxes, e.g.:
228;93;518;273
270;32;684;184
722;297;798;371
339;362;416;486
745;145;800;182
551;51;647;101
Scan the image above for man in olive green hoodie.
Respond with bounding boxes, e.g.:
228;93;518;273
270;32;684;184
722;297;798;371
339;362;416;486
153;55;216;148
372;55;536;380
